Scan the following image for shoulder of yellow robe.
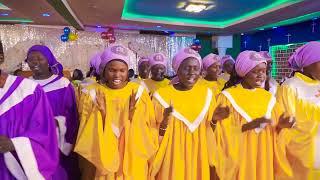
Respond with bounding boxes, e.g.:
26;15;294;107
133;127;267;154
100;82;148;104
78;82;101;101
281;72;320;104
146;78;170;84
283;72;320;86
153;83;213;129
155;82;209;97
222;84;276;129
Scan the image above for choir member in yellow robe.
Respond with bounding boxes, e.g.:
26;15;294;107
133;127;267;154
75;52;102;111
149;47;218;180
276;41;320;180
258;51;279;95
76;52;104;180
212;50;294;180
131;57;150;93
144;53;170;94
200;53;226;97
75;44;158;180
138;57;150;80
219;55;234;82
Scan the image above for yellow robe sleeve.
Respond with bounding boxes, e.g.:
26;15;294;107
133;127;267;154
74;89;120;176
211;94;241;180
276;83;320;179
148;97;166;178
271;101;293;178
123;90;159;179
205;92;217;167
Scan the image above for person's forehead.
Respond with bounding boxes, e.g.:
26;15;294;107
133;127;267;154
140;61;149;66
181;58;199;65
152;64;165;69
28;51;45;58
252;63;267;70
225;60;234;65
210;62;221;67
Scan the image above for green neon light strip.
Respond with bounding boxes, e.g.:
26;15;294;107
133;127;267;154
122;0;301;28
257;11;320;30
0;3;11;10
0;18;33;23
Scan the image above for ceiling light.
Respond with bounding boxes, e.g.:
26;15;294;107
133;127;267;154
1;13;9;16
272;26;277;29
156;25;162;28
97;25;102;28
241;33;244;35
178;1;215;13
177;2;186;9
259;28;264;31
42;13;50;17
185;4;207;13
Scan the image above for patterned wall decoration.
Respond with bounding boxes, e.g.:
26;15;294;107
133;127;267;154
269;42;305;82
0;25;194;75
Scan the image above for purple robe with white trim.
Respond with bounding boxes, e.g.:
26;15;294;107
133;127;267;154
0;75;59;180
32;75;80;180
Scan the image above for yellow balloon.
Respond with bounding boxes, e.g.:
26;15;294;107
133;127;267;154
68;33;78;41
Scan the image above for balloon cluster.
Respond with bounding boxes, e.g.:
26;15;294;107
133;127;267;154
101;27;116;43
60;27;78;42
190;39;201;52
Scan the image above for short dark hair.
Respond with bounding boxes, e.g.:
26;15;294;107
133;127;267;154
73;69;84;81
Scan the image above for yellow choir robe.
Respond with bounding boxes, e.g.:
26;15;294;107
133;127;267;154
144;78;170;94
74;77;97;112
149;82;217;180
212;84;292;180
76;82;100;180
75;82;158;180
276;72;320;180
131;77;149;93
198;78;226;98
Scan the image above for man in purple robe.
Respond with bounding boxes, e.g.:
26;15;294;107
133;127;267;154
26;45;80;180
0;69;59;180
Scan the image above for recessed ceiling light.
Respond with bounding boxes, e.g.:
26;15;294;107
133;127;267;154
185;4;206;13
97;25;102;28
241;33;244;35
1;13;9;16
178;1;215;13
259;28;264;31
42;13;50;17
272;26;277;29
156;25;162;28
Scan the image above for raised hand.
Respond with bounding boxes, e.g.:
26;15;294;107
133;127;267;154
212;106;230;123
276;114;295;133
129;90;138;122
95;90;106;128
